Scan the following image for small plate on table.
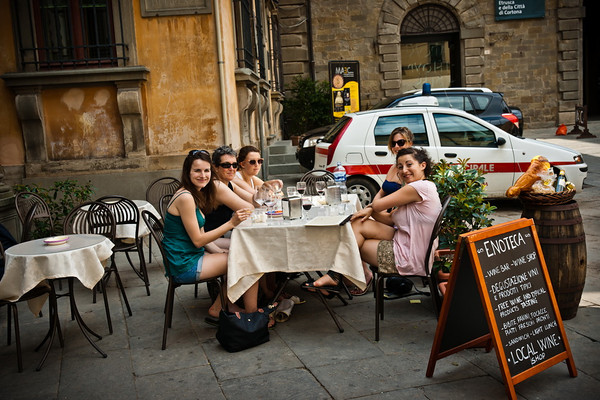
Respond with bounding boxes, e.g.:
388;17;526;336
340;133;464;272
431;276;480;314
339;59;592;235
44;236;69;246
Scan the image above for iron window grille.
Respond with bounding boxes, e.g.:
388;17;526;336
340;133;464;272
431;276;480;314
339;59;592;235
13;0;128;71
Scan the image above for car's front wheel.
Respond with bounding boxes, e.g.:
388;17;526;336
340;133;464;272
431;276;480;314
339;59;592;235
347;177;378;208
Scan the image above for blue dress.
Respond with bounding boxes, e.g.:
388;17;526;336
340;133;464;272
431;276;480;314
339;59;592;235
162;208;205;280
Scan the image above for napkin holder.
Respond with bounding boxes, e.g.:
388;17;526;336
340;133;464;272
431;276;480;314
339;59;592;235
326;185;341;205
282;196;302;220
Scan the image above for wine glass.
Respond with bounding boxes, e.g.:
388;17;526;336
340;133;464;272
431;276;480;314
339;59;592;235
302;196;313;219
253;187;266;210
286;186;298;197
263;189;277;221
296;181;307;196
315;181;326;197
270;180;282;196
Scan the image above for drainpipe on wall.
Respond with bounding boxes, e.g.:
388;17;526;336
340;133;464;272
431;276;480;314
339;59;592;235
214;0;230;145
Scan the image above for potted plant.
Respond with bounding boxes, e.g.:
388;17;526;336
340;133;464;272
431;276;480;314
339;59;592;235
429;158;497;292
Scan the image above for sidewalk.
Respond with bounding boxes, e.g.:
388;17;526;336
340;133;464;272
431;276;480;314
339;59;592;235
0;122;599;399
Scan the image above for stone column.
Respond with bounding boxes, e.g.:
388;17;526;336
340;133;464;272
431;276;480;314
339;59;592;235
14;91;47;163
116;82;146;156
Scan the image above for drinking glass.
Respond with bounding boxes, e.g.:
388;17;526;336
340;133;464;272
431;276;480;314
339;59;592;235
302;196;313;219
296;181;307;196
253;187;266;209
287;186;298;197
315;181;326;197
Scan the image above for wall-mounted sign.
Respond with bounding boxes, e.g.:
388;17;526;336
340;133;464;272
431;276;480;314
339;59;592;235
329;61;360;120
495;0;545;21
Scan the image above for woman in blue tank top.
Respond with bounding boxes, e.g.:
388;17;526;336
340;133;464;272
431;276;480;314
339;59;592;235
163;149;259;319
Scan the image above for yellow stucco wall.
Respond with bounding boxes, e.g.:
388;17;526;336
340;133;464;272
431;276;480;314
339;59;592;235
0;0;24;167
133;1;223;155
43;86;124;160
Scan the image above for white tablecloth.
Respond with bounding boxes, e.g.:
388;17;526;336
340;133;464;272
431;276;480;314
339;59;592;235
121;200;160;239
226;219;365;303
0;234;114;314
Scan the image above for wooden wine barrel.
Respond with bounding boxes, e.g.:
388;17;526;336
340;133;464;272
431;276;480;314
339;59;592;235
522;201;587;320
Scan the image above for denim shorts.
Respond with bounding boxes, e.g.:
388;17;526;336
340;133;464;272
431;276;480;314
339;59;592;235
173;255;204;284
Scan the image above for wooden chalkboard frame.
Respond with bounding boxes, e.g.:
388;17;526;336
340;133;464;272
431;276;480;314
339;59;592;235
426;218;576;399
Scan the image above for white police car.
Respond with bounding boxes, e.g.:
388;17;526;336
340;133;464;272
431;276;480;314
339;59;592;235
314;97;588;207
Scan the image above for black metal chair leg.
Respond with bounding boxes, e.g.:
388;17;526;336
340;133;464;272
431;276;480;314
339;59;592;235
112;266;133;317
100;276;113;334
10;305;23;372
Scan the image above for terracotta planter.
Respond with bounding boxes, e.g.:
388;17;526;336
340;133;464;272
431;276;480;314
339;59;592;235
437;270;450;282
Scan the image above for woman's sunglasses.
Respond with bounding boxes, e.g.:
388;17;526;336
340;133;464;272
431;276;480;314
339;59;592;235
188;149;209;157
391;139;407;148
218;162;238;169
247;158;264;165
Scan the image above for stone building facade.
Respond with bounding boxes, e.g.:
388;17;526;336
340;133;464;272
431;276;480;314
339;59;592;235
279;0;595;128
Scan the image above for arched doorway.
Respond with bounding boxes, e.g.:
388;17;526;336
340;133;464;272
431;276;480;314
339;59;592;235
400;4;461;92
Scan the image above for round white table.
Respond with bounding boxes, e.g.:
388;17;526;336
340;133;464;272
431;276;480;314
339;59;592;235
0;234;114;364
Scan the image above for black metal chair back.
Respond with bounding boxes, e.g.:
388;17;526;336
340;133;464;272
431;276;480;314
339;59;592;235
159;194;173;219
146;177;181;214
15;192;54;241
63;201;116;240
300;170;335;196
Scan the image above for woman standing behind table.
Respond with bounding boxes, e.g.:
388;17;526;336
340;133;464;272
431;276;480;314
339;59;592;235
234;145;283;193
163;149;259;319
302;147;441;296
373;127;414;200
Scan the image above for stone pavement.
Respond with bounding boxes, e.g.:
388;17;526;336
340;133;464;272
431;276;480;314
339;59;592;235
1;122;599;400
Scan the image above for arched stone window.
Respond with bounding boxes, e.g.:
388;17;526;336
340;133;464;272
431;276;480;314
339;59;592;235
400;4;461;90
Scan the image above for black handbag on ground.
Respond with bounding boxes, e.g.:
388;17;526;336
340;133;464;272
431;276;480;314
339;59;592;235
384;276;414;299
216;309;269;352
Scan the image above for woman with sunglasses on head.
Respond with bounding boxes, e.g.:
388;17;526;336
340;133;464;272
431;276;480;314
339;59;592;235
163;149;260;320
302;147;441;298
234;145;283;193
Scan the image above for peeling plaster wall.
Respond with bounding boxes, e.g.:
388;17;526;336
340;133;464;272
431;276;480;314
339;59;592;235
43;86;124;160
0;1;24;167
134;4;222;155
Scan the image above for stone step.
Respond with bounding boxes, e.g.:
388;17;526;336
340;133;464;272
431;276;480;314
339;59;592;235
268;162;305;176
268;140;295;155
269;152;297;165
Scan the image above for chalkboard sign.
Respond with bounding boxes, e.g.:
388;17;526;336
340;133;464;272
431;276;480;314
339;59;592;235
427;219;576;399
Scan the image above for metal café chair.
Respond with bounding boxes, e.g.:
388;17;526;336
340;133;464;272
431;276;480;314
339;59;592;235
371;195;452;341
299;169;335;196
96;195;150;296
159;194;173;219
145;177;181;262
63;201;132;334
141;210;225;350
0;241;63;372
14;191;55;241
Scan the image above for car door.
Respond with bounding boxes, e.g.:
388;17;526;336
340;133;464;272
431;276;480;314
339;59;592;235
428;111;515;197
363;112;439;185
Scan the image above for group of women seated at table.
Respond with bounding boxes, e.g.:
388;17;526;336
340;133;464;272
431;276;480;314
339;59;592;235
162;126;442;327
302;128;442;298
162;145;283;327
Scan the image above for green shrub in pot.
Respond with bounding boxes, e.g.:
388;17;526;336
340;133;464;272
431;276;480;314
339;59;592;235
430;158;496;253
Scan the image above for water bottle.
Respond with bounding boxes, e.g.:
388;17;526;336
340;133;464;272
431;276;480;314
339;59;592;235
555;170;566;192
333;162;347;188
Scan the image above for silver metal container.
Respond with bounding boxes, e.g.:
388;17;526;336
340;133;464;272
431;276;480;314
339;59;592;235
282;196;302;219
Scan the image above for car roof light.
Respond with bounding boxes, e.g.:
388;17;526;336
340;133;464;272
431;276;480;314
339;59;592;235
501;112;519;127
398;96;439;106
423;82;431;95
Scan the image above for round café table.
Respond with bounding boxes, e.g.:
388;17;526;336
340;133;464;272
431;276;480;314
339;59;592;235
0;234;114;368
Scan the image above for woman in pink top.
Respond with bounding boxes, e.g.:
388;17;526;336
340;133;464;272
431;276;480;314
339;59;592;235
302;147;441;296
